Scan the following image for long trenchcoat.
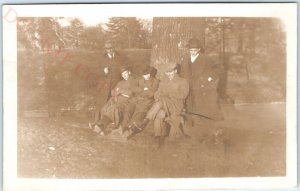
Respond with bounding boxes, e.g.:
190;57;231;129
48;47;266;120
146;75;189;137
180;54;224;121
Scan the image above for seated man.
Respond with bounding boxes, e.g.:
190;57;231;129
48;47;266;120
127;63;189;148
122;66;159;132
89;66;138;135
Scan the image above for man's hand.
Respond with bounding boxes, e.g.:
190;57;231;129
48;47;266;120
104;67;109;75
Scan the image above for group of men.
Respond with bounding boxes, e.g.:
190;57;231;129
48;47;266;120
88;38;224;149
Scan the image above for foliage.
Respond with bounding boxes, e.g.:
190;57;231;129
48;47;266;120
105;17;149;49
204;18;286;103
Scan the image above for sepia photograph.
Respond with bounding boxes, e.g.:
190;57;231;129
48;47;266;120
3;3;297;191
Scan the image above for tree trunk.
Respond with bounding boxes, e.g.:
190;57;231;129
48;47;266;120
218;18;228;100
248;19;256;55
151;17;206;77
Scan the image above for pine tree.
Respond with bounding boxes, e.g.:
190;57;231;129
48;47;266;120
106;17;145;49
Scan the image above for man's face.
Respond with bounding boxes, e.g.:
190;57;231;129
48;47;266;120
165;69;177;80
106;48;114;55
189;48;200;57
143;74;151;81
121;70;131;80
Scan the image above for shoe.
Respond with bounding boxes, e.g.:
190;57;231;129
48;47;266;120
122;125;130;134
93;125;102;133
183;133;191;139
126;119;150;140
88;123;94;130
126;125;142;140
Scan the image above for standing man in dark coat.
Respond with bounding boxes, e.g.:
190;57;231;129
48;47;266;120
91;42;130;127
180;38;224;125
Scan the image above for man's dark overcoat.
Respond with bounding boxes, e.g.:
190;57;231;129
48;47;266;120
180;55;223;120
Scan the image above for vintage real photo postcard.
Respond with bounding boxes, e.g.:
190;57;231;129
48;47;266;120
2;3;297;191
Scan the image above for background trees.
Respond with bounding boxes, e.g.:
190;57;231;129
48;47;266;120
105;17;150;49
151;17;286;103
151;17;206;73
17;16;286;117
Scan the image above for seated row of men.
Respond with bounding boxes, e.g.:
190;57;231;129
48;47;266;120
88;63;189;148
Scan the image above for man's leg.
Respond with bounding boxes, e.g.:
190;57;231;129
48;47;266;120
168;115;184;138
127;101;163;139
121;101;136;129
93;95;107;124
153;110;167;149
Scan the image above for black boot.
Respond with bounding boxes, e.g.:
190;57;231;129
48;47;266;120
127;119;149;140
122;125;130;134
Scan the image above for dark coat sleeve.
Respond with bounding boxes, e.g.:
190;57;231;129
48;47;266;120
140;78;160;98
179;57;190;79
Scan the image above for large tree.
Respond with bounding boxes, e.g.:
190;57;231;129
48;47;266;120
151;17;206;77
80;24;105;50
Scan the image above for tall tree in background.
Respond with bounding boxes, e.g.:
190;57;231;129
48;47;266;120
205;18;235;100
17;18;38;50
106;17;145;49
139;19;153;49
64;18;85;48
80;24;105;50
151;17;206;76
17;17;65;51
37;18;65;51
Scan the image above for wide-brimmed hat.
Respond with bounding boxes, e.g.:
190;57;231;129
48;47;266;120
187;38;203;49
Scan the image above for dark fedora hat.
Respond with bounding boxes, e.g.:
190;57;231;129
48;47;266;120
187;38;203;49
143;66;157;75
120;65;131;73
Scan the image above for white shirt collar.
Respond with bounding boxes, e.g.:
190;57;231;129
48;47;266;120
190;54;199;63
108;52;114;59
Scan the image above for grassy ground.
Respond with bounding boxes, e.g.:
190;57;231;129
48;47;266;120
18;103;285;178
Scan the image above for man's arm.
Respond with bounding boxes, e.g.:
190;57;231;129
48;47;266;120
140;78;160;98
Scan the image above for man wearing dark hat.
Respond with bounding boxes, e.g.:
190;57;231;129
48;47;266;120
92;41;130;126
122;66;159;132
180;38;224;131
90;66;138;135
127;63;189;148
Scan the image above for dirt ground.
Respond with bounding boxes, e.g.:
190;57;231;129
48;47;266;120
18;103;286;178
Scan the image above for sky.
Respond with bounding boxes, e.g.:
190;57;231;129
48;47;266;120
59;16;152;27
79;16;109;26
58;16;108;27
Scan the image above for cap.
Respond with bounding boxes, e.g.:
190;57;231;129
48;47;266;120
143;66;156;75
104;42;113;49
120;66;131;73
164;62;179;73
